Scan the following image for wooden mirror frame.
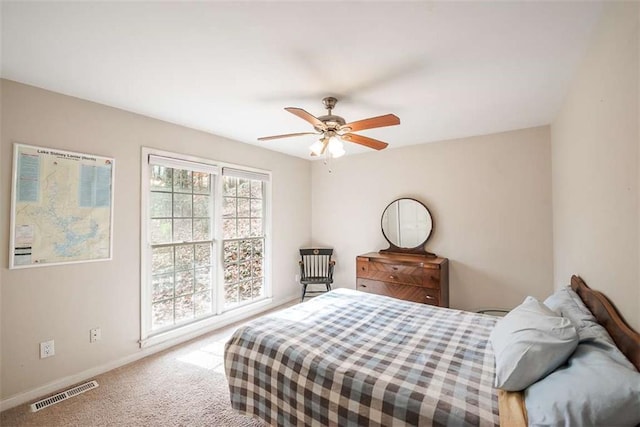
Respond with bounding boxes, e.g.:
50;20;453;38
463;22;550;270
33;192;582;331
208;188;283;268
379;198;436;257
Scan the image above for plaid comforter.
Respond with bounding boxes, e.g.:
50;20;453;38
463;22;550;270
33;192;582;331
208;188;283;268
225;289;499;426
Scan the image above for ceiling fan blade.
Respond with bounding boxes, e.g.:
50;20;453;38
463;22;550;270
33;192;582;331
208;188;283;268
341;133;389;150
341;114;400;132
257;132;318;141
285;107;326;129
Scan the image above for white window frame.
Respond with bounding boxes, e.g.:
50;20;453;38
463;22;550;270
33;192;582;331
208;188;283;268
140;147;272;348
220;167;271;311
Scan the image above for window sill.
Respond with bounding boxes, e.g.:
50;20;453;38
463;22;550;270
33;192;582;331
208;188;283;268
139;297;276;349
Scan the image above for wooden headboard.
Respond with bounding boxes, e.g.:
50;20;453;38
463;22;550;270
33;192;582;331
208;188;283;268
570;275;640;371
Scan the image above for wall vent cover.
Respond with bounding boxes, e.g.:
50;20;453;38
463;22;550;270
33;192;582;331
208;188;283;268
30;380;99;412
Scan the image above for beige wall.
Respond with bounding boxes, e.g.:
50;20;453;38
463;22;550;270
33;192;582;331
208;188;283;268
311;126;553;312
2;1;639;406
551;2;639;330
0;80;311;402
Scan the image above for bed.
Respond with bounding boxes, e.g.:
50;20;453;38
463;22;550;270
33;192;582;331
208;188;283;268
224;275;640;426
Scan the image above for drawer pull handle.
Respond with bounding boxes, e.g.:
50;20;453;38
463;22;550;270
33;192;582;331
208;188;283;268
425;295;435;300
392;267;398;271
361;284;367;288
389;275;396;280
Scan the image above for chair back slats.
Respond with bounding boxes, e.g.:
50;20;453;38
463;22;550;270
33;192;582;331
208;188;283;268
302;254;331;279
299;248;334;282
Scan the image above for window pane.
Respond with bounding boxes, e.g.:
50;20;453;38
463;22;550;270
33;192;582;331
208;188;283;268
152;300;174;329
175;270;194;296
174;219;193;241
152;274;174;302
239;262;251;280
223;219;237;239
224;263;238;283
252;279;263;299
195;244;211;268
151;219;172;244
195;267;211;292
238;219;250;237
251;258;263;278
238;179;250;197
173;194;192;218
193;219;210;241
194;291;212;316
224;283;239;304
253;239;263;257
193;172;210;194
223;177;237;196
250;181;262;199
152;247;174;274
239;281;252;302
223;197;236;218
239;240;252;261
250;219;262;237
175;245;194;270
193;195;210;217
224;241;238;264
250;199;262;218
175;295;194;323
151;165;172;192
237;198;250;218
150;192;172;218
173;170;192;193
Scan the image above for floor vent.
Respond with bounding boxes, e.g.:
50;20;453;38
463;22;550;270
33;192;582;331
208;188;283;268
30;380;99;412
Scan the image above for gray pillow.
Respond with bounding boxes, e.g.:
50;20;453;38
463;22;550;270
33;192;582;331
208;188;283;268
525;341;640;426
545;286;635;369
544;286;595;325
489;296;578;391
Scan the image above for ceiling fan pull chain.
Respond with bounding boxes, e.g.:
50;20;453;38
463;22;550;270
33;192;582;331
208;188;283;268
324;155;333;174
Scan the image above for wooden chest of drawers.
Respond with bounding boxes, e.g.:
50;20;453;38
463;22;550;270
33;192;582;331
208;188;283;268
356;252;449;307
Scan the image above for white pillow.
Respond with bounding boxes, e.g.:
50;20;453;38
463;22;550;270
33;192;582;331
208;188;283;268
489;296;578;391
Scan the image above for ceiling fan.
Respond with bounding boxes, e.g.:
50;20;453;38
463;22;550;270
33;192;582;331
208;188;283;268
258;97;400;158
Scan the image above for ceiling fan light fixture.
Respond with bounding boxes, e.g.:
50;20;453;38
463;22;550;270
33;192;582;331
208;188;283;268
328;137;345;158
309;139;325;156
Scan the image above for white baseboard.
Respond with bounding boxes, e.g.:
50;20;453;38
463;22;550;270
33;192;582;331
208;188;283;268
0;294;299;412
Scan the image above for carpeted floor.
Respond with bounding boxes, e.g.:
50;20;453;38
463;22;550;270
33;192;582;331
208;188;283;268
0;315;278;426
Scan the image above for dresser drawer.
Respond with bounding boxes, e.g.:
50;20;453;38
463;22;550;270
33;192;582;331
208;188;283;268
356;258;369;276
423;270;441;289
359;261;423;286
357;279;440;306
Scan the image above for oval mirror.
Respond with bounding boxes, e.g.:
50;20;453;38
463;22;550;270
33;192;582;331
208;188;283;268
381;198;434;255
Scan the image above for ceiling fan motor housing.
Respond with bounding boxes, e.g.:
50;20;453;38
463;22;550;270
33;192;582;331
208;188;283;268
317;97;346;131
316;114;346;132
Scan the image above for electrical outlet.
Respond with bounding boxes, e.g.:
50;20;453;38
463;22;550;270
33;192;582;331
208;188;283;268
90;328;101;343
40;340;55;358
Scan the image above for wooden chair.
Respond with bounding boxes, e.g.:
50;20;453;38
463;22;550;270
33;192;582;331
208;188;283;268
299;248;335;302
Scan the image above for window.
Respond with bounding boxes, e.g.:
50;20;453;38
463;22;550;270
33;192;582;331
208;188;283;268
222;169;267;309
141;150;270;344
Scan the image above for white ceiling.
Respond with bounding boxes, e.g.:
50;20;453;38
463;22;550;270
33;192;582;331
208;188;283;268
1;1;603;159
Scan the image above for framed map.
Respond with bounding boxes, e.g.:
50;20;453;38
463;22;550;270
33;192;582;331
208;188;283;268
9;143;115;268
